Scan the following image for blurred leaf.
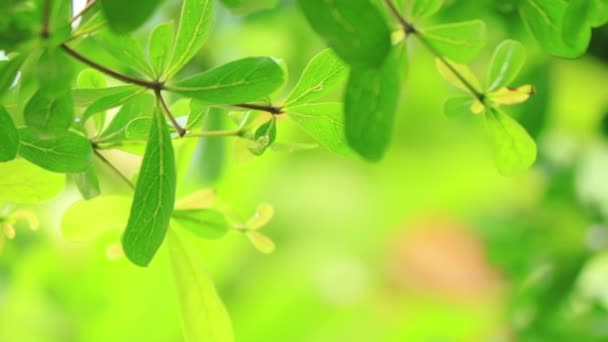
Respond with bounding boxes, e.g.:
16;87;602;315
284;49;347;107
36;47;75;96
0;158;65;203
125;116;153;140
82;86;145;125
148;21;175;78
186;99;207;130
196;107;225;183
122;107;176;267
248;117;276;156
0;54;25;97
245;203;274;230
220;0;278;14
562;0;593;52
487;85;535;106
408;0;443;19
93;29;155;78
485;109;537;175
296;0;391;67
344;51;401;161
419;20;486;63
73;85;137;107
169;57;284;104
0;106;19;162
24;90;74;135
61;195;131;241
72;166;101;200
166;0;214;78
287;102;352;156
246;231;275;254
486;40;527;92
18;128;93;173
77;69;108;89
173;209;230;240
590;0;608;27
99;93;155;142
168;231;234;342
443;96;475;118
100;0;163;33
435;58;481;93
175;189;217;210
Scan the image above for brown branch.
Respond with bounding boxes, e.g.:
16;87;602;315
233;103;284;115
40;0;51;38
156;90;186;137
71;0;98;23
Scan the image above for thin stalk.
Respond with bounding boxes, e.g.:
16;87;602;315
40;0;51;38
71;0;97;23
93;150;135;190
156;90;186;137
232;103;284;115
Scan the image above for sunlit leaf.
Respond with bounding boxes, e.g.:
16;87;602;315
72;166;101;200
168;231;235;342
100;0;163;33
24;90;74;135
488;85;535;106
245;203;274;230
561;0;593;52
443;96;475;118
284;49;348;107
93;29;155;78
148;21;175;78
435;58;481;94
175;189;218;210
420;20;486;63
0;106;19;162
409;0;443;19
246;231;275;254
486;40;527;92
61;195;131;241
0;159;65;203
0;54;25;97
37;47;75;96
248;117;276;156
296;0;391;67
173;209;230;240
122;107;177;267
18;128;93;173
220;0;278;14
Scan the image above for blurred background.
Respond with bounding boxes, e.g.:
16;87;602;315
1;0;608;341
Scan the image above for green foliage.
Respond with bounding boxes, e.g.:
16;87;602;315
0;106;19;161
220;0;278;14
486;40;526;92
24;89;74;135
122;108;177;267
100;0;164;33
486;109;537;175
0;158;65;203
419;20;487;64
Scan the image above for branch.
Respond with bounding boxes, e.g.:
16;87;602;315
93;149;135;190
71;0;98;24
61;44;159;89
383;0;416;34
156;90;186;137
40;0;51;38
232;103;284;115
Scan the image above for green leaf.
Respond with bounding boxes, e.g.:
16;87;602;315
18;128;94;173
196;107;225;183
0;106;19;162
296;0;391;67
82;86;145;124
409;0;443;19
73;85;135;108
0;158;66;204
486;40;527;92
0;54;25;97
246;231;275;254
220;0;278;14
61;195;131;241
77;69;108;89
249;117;276;156
485;109;537;175
419;20;486;63
519;0;586;58
562;0;593;52
444;96;475;118
167;231;234;342
125;117;153;140
148;22;175;78
24;90;74;135
72;166;101;200
166;0;214;78
99;93;155;142
245;203;274;230
100;0;163;33
173;209;230;240
590;0;608;27
435;58;482;93
122;107;177;267
284;49;348;107
344;51;401;161
93;29;155;78
287;102;352;156
186;99;208;130
36;47;75;96
169;57;284;104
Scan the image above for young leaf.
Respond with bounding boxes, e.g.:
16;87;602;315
24;90;74;135
246;203;274;230
61;195;131;241
486;40;527;92
148;22;175;78
122;107;177;267
344;52;401;161
37;47;75;96
419;20;486;63
246;231;275;254
93;29;155;78
435;58;482;93
175;189;218;210
186;99;208;130
168;231;235;342
296;0;391;67
166;0;215;78
0;106;19;162
284;49;348;108
72;166;101;200
487;85;535;106
287;102;352;156
0;159;65;204
100;0;163;33
168;57;284;104
443;96;475;118
81;86;145;125
125;117;153;140
173;209;230;240
485;109;537;175
220;0;278;14
409;0;444;19
99;93;155;142
18;128;93;173
249;118;276;156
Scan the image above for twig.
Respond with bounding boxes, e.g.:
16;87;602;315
71;0;98;23
232;103;284;115
156;90;186;137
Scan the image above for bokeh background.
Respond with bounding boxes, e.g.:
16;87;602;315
2;0;608;341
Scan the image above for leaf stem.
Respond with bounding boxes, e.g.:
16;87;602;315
381;0;485;102
71;0;98;24
40;0;51;38
61;44;160;89
183;129;243;138
93;149;135;190
156;90;186;137
232;103;284;115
